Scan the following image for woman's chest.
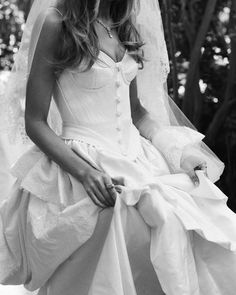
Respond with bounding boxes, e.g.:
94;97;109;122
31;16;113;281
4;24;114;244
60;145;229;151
59;50;139;91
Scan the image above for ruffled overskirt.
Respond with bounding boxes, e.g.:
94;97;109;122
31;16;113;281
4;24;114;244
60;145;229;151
1;138;236;295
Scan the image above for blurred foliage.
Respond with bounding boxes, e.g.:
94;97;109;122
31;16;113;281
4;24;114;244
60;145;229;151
165;0;231;129
0;0;25;70
160;0;236;203
0;0;232;104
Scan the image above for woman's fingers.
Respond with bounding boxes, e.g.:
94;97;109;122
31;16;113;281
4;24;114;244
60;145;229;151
188;161;208;186
92;184;114;207
85;188;106;208
88;174;117;207
112;176;125;194
103;176;117;204
83;172;119;207
194;162;208;177
95;181;115;207
188;170;200;186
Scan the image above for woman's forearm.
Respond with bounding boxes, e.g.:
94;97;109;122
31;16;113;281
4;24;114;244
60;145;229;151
130;78;159;140
136;114;159;140
26;120;95;181
133;105;159;141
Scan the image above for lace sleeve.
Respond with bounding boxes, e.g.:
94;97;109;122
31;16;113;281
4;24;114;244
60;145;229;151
151;126;205;173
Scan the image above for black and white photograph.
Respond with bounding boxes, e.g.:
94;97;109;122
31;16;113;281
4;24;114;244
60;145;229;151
0;0;236;294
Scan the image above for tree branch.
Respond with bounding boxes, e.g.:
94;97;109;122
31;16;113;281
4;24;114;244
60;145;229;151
182;0;217;120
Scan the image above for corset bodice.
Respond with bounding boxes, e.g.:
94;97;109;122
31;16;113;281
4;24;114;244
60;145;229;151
53;50;142;158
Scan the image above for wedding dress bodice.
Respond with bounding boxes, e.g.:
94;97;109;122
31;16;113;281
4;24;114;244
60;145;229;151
52;49;223;182
53;50;142;158
2;37;236;295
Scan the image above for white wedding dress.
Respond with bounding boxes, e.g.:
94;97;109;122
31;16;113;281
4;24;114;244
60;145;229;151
1;49;236;295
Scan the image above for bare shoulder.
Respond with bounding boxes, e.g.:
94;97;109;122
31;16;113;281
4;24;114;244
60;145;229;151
31;7;63;51
33;7;63;39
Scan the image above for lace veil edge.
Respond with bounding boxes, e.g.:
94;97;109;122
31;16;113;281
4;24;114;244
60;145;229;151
0;0;225;182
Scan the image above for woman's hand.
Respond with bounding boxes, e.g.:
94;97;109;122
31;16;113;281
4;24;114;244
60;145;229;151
80;167;124;208
180;154;208;186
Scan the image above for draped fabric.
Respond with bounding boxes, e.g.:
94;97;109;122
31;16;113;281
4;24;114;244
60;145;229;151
1;46;236;295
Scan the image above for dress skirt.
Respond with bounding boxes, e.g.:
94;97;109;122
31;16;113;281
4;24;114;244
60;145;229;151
1;137;236;295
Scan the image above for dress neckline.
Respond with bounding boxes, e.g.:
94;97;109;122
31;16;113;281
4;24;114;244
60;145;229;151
99;49;128;64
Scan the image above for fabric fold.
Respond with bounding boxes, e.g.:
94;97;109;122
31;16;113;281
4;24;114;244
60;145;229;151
151;126;224;182
1;136;236;294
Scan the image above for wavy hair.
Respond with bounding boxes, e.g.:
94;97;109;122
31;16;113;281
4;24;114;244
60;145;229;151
55;0;144;72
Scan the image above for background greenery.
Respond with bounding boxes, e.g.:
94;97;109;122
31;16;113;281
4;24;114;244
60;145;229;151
160;0;236;210
1;0;236;210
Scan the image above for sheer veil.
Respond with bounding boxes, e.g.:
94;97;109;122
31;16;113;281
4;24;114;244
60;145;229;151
134;0;224;182
0;0;224;192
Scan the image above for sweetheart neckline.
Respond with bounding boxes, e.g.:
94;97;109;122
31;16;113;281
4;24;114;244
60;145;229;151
99;49;128;64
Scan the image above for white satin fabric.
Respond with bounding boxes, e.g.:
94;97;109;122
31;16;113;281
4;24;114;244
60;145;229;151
1;50;236;295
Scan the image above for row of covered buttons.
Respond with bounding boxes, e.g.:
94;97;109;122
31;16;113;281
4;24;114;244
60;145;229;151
115;64;127;156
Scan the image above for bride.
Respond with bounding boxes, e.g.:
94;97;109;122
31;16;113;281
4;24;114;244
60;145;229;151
1;0;236;294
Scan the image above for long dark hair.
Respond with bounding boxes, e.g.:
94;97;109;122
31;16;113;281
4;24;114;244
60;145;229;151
55;0;144;71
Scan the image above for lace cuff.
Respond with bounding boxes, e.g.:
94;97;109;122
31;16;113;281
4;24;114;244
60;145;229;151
151;126;205;172
136;114;224;182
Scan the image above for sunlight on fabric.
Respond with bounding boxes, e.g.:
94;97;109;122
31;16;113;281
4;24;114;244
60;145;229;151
0;285;36;295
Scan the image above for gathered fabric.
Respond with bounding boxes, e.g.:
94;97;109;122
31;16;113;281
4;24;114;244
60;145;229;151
1;48;236;295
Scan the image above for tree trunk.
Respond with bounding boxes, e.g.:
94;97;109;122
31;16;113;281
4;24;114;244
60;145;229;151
206;0;236;146
225;4;236;102
182;0;217;122
193;69;204;129
205;0;236;201
205;100;236;146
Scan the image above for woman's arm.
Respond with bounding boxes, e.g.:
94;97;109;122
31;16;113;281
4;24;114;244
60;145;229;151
130;78;160;138
130;78;146;125
129;78;207;184
25;10;118;207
